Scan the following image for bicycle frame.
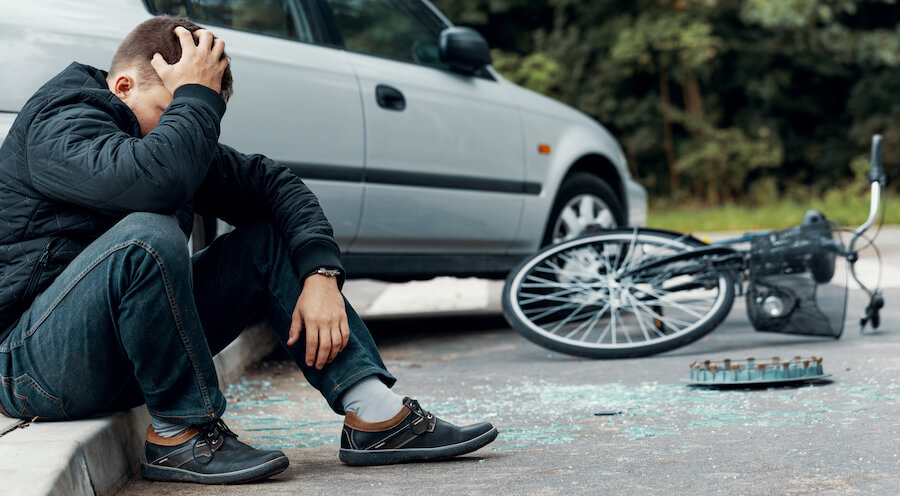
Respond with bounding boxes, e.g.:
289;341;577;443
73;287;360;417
647;135;885;333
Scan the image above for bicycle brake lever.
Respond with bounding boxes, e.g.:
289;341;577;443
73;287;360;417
860;291;884;332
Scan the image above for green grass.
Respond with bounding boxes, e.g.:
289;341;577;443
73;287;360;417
646;192;897;233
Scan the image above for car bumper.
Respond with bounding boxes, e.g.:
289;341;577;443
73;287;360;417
625;178;648;227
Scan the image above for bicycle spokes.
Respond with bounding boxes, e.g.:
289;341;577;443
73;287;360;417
506;232;734;356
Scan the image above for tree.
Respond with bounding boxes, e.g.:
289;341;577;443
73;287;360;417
433;0;900;204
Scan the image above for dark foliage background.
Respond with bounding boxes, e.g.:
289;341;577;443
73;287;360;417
432;0;900;207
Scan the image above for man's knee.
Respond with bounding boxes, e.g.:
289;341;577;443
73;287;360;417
113;212;188;261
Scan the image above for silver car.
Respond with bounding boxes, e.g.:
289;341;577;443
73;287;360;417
0;0;647;280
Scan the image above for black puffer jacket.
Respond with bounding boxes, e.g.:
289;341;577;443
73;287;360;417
0;63;343;342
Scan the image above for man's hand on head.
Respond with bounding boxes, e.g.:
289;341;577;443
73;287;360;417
288;274;351;370
150;26;227;95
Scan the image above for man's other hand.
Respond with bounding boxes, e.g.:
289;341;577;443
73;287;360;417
288;275;350;370
151;27;228;94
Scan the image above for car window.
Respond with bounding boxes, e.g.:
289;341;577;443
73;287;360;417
148;0;319;43
326;0;448;69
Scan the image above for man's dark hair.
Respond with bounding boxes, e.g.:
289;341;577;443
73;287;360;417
110;16;233;102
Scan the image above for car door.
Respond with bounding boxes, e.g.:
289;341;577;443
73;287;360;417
323;0;526;255
150;0;366;248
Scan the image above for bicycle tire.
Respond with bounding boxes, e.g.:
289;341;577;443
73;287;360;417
502;229;736;358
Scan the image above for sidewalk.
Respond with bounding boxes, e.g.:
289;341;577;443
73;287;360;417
0;277;504;496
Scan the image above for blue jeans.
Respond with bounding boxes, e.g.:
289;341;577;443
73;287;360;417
0;213;394;423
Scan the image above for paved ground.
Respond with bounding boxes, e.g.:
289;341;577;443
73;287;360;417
121;231;899;495
121;308;899;494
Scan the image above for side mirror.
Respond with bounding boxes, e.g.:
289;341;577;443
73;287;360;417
439;27;491;75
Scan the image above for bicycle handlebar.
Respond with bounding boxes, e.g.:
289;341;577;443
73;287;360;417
852;135;887;331
852;135;885;246
869;134;886;185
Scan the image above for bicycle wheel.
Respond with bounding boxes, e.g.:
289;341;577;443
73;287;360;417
502;229;736;358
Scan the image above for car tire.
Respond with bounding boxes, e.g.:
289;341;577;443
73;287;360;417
543;172;625;246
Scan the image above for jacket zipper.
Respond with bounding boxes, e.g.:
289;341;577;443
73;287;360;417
22;239;58;301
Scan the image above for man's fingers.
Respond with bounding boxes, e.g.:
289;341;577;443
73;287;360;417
328;326;342;362
327;318;350;364
174;26;195;49
154;26;226;93
195;28;214;52
212;38;226;61
217;56;229;74
340;319;350;351
288;311;302;346
293;282;347;369
314;329;331;369
305;325;319;367
149;53;168;75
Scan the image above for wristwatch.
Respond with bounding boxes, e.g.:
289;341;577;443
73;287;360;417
310;267;341;278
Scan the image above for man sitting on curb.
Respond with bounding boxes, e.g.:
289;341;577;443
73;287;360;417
0;16;497;484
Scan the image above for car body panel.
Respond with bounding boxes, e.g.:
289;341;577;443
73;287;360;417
342;51;526;254
0;113;15;146
626;180;649;227
0;1;147;113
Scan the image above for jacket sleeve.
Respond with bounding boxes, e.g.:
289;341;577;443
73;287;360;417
194;143;345;287
26;85;225;215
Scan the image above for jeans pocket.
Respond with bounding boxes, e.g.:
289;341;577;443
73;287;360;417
12;374;69;420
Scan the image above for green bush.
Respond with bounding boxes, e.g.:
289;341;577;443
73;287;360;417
433;0;900;209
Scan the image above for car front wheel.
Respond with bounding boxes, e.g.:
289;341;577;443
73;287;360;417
544;172;625;245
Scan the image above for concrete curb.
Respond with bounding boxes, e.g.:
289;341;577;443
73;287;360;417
0;408;150;496
0;323;277;496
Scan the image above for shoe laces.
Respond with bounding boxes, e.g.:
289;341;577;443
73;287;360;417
192;419;237;465
404;398;429;418
203;419;238;439
403;398;436;433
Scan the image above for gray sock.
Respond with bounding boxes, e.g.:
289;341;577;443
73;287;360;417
150;417;191;438
341;376;404;423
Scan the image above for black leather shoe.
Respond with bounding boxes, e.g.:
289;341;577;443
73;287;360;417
339;397;498;466
140;420;289;484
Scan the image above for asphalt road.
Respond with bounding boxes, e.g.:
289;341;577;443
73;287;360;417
121;232;899;496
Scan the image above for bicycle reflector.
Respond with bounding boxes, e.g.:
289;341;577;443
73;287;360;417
746;219;847;338
762;294;787;317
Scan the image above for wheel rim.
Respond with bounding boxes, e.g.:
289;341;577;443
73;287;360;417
552;194;617;243
509;233;732;351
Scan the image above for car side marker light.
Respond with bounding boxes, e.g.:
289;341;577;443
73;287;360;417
538;143;552;155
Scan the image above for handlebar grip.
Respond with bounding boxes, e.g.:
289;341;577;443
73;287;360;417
869;134;886;185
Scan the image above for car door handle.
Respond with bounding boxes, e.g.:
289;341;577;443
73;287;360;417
375;84;406;111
